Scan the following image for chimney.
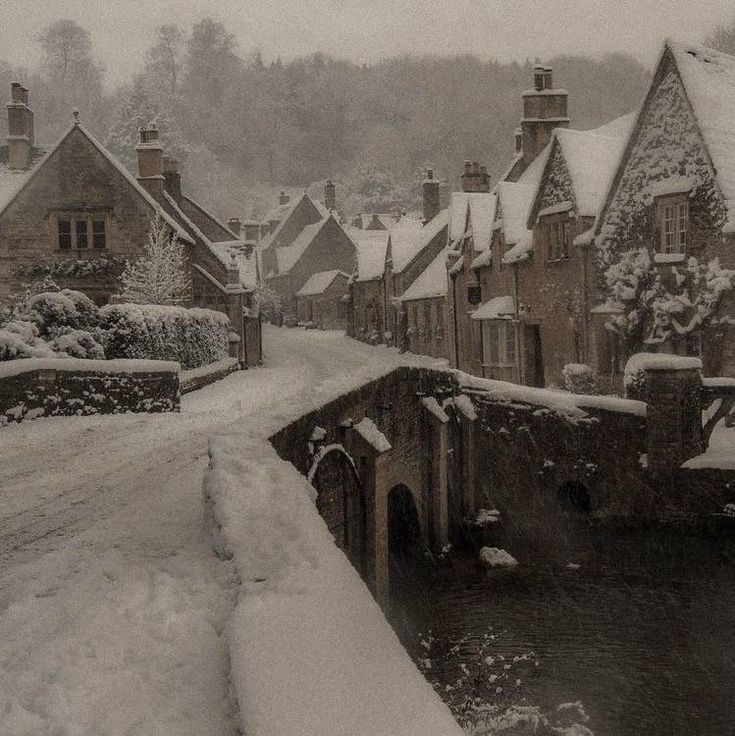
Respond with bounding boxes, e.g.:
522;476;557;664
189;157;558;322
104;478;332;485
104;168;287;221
227;217;242;237
520;63;569;167
324;179;336;210
514;127;523;153
162;156;182;201
422;169;441;224
352;213;363;230
6;82;34;171
136;124;164;200
461;160;490;193
279;191;290;206
243;220;260;242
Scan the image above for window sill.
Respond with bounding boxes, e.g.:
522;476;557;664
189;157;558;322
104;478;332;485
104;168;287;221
654;252;686;264
57;248;107;253
546;256;570;264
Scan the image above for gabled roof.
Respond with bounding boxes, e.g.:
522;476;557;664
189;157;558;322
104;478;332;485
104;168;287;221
275;215;334;275
0;123;194;244
391;208;449;274
354;230;390;282
259;193;328;252
595;40;735;236
296;269;349;296
400;248;447;302
178;195;240;242
669;40;735;228
448;192;471;244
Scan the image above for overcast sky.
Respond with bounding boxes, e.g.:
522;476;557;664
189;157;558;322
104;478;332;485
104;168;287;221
2;0;733;85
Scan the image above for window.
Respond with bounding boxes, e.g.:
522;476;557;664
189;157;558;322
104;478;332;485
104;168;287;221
467;284;482;305
656;198;688;255
75;219;88;249
54;214;109;250
92;220;107;249
547;218;570;261
482;320;517;367
58;220;72;250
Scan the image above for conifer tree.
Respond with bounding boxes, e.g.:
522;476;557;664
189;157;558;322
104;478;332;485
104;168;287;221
118;215;189;305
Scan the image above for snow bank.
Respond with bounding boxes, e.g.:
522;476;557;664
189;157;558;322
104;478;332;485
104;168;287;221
479;547;518;568
0;356;179;379
455;370;646;419
205;435;462;736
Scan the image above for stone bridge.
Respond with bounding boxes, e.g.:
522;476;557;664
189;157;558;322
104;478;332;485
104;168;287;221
269;364;735;605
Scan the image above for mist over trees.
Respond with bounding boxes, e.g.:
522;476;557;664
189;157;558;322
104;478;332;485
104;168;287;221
2;15;729;219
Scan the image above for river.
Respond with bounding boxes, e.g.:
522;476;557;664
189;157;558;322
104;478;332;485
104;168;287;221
388;519;735;735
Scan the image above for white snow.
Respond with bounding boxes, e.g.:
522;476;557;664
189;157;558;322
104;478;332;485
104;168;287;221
479;547;518;568
297;269;349;296
400;249;448;302
354;230;390;282
0;326;451;735
669;40;735;229
0;356;180;379
474;508;500;526
650;175;693;197
353;416;392;451
684;417;735;469
624;352;702;385
420;396;450;423
471;295;515;321
451;393;478;421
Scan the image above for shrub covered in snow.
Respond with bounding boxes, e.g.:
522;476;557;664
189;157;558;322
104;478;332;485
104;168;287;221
100;303;230;369
50;329;106;359
21;289;99;337
479;547;518;568
623;352;702;400
562;364;599;396
0;322;56;360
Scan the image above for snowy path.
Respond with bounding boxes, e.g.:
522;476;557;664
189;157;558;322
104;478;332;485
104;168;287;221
0;327;442;735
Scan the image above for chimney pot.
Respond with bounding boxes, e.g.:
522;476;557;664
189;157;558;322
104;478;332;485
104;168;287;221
464;160;472;175
472;161;480;175
422;168;440;224
279;191;290;206
324;179;336;210
543;66;553;89
136;123;164;200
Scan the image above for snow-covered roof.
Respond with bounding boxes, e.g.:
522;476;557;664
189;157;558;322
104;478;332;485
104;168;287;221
471;295;515;320
297;269;349;297
496;181;535;250
391;208;449;274
354;230;390;282
468;194;497;252
207;240;259;291
259;193;328;252
275;216;331;274
0;144;48;212
400;249;447;302
0;124;195;245
552;113;636;218
448;192;470;243
668;40;735;228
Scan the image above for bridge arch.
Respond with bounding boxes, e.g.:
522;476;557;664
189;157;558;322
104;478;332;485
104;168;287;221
309;445;367;575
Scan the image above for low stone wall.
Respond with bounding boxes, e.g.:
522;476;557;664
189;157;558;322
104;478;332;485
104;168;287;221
181;358;240;394
0;358;180;425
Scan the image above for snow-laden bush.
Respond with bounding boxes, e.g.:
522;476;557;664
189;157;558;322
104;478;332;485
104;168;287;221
100;303;230;368
20;289;99;337
50;329;106;359
562;363;599;395
0;326;56;360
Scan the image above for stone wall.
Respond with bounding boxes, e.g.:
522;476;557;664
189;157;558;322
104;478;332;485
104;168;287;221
0;359;179;425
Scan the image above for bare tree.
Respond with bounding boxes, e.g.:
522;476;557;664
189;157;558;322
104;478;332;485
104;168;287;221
146;24;185;100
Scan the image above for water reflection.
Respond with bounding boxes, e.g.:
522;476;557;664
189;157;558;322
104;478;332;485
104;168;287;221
388;521;735;735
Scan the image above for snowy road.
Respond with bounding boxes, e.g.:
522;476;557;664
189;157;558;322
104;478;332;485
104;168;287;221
0;327;441;735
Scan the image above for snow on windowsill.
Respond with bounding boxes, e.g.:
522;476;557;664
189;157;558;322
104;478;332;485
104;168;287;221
353;417;392;452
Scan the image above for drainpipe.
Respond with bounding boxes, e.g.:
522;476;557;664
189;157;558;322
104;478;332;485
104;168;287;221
513;264;522;384
451;275;460;368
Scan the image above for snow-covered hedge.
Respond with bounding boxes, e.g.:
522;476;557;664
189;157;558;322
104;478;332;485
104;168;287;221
624;352;702;400
100;304;230;369
562;363;599;396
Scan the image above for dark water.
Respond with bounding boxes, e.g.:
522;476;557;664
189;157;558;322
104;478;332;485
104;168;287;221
388;521;735;735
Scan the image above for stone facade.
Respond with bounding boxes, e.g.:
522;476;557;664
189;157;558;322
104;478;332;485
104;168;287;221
296;271;350;330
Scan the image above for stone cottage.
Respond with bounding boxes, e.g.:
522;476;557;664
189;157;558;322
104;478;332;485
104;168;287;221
295;269;351;329
0;83;261;365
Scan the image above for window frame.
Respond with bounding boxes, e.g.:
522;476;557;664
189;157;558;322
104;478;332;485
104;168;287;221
542;213;572;262
481;319;518;368
655;193;689;256
52;211;110;252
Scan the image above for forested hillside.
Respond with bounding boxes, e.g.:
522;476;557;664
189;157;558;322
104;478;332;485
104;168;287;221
0;15;730;220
